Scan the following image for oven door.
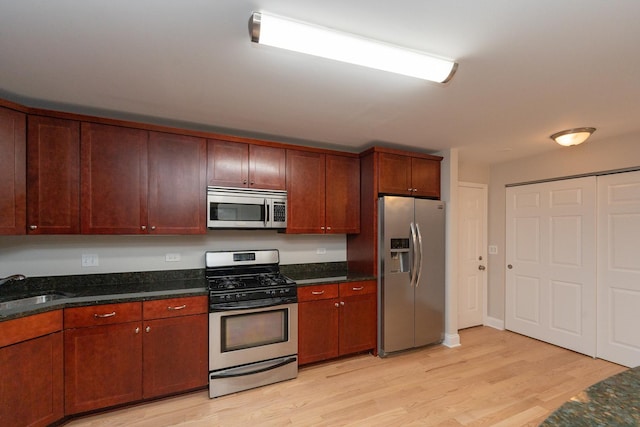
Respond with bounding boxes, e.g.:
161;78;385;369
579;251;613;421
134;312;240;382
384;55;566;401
209;303;298;371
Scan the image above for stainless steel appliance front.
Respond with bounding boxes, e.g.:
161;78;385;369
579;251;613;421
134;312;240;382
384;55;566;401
378;196;445;356
209;302;298;398
207;186;287;229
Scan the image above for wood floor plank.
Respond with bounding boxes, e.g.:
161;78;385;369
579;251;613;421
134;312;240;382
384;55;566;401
66;327;626;426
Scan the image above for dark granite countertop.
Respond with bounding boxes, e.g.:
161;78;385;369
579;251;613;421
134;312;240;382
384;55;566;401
0;263;376;321
540;366;640;426
0;269;207;321
280;262;376;286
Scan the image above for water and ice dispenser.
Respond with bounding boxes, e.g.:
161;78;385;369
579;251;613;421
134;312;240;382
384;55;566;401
388;238;410;273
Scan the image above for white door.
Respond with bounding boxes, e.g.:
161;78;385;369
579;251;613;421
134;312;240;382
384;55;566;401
597;171;640;367
458;183;487;329
505;177;597;356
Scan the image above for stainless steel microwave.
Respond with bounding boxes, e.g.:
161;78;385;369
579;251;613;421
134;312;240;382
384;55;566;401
207;186;287;229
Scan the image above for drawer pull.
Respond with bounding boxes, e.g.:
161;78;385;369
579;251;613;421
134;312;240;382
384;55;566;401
311;290;325;295
352;286;365;291
94;311;116;318
168;304;187;311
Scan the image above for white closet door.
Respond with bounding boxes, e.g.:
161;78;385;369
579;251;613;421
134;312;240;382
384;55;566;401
597;171;640;367
505;177;597;356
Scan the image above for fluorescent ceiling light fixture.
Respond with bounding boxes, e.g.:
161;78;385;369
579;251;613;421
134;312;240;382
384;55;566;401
249;12;458;83
550;127;596;146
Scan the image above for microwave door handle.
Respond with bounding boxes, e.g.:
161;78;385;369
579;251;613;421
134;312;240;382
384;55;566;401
264;199;269;227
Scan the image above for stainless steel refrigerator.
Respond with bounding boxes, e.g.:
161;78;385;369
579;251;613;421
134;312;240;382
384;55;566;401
378;196;445;356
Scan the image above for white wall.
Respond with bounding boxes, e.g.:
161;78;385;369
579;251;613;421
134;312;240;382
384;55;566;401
487;133;640;321
0;232;346;277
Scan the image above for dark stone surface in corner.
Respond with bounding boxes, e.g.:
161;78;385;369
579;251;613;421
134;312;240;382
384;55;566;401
540;366;640;426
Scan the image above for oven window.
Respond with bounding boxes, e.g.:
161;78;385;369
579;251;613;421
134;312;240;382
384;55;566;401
221;309;288;352
210;203;265;222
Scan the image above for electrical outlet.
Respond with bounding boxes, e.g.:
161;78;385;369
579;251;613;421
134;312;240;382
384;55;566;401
488;245;498;255
316;248;326;255
81;254;99;267
165;253;181;262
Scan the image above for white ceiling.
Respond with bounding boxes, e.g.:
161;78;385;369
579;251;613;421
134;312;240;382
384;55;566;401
1;1;639;165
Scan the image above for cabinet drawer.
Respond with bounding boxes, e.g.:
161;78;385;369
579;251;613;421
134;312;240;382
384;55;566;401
0;310;63;348
339;280;376;297
297;284;339;302
64;302;142;328
143;296;207;320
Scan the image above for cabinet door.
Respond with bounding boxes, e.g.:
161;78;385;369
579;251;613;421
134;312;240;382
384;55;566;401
143;314;208;398
27;116;80;234
0;332;63;427
64;322;143;414
325;155;360;234
378;153;412;196
207;139;249;187
148;132;206;234
81;123;149;234
249;144;286;190
286;149;326;233
339;292;377;356
298;298;339;365
0;106;26;235
411;157;440;198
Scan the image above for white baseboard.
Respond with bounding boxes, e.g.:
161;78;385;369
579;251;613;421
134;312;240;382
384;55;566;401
484;316;505;330
443;333;461;348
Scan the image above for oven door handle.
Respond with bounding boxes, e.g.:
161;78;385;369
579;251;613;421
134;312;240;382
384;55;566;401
211;299;295;311
210;357;297;379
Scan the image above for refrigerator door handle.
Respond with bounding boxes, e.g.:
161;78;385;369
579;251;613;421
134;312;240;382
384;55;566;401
415;223;424;287
410;222;418;287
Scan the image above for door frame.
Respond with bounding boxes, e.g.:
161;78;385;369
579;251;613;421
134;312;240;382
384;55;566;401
457;181;488;328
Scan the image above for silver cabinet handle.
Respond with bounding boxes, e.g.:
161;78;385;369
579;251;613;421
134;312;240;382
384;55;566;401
334;302;339;307
151;226;156;230
352;286;364;291
508;264;513;269
168;304;186;310
145;326;151;333
29;225;38;230
135;327;140;334
94;311;116;318
141;225;147;230
311;290;325;295
326;226;331;231
478;265;486;271
340;301;345;306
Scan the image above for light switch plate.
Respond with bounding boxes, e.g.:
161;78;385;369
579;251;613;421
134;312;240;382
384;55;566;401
488;245;498;255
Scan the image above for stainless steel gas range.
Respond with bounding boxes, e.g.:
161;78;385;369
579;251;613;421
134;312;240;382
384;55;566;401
206;249;298;398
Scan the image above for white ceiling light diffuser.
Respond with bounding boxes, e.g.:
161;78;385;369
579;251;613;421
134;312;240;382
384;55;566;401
550;127;596;146
249;12;458;83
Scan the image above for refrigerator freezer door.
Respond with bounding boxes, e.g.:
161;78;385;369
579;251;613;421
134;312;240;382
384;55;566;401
379;196;415;354
414;199;446;346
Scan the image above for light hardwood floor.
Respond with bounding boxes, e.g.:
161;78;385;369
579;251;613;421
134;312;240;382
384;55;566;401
66;327;625;426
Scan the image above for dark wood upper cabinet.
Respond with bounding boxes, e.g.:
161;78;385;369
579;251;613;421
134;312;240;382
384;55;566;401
249;144;286;190
148;132;206;234
411;157;441;198
378;153;413;196
207;139;286;190
325;155;360;234
81;123;149;234
286;149;326;233
287;150;359;234
378;152;441;198
0;106;26;235
27;116;80;234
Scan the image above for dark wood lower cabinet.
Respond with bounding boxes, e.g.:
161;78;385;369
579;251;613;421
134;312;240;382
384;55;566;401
298;281;377;366
0;331;63;427
143;314;208;399
64;321;143;415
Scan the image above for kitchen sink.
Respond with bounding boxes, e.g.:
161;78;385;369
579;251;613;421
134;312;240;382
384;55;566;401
0;292;72;311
